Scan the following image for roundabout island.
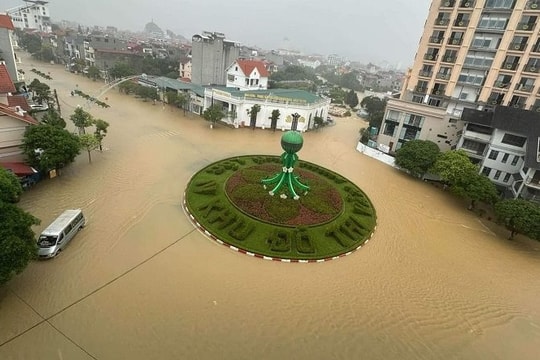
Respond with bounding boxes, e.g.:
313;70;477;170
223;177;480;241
183;131;377;261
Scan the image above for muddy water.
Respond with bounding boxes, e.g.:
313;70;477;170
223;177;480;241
1;55;540;359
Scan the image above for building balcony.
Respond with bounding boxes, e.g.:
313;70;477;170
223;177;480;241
462;130;491;143
502;62;519;70
525;176;540;190
435;19;450;26
419;70;433;77
515;84;535;92
461;147;486;157
440;0;456;7
431;89;446;96
459;1;474;9
509;42;527;51
525;1;540;10
509;102;526;109
517;22;536;31
524;65;540;73
442;56;457;63
414;86;428;93
454;19;469;27
448;38;463;45
429;37;444;44
495;81;511;89
487;98;504;105
424;54;438;61
436;73;451;80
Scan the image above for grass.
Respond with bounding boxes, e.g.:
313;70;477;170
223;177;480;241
184;155;377;260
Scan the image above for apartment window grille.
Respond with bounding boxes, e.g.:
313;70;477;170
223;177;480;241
502;133;527;147
488;150;500;160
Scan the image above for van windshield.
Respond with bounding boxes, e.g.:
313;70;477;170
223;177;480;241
38;235;58;248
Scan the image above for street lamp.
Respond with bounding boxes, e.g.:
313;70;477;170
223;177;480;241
291;112;300;131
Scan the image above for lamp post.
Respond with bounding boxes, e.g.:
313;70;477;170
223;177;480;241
291;112;300;131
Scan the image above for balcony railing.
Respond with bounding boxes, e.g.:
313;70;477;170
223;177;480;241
424;54;438;61
454;19;469;27
441;0;456;7
442;56;457;63
509;42;526;51
530;105;540;112
502;62;518;70
517;22;536;31
509;103;526;109
515;84;535;92
487;98;503;105
432;89;446;96
495;81;511;88
435;19;450;26
436;73;451;80
448;38;463;45
419;70;433;77
460;1;474;9
525;1;540;10
415;86;427;93
429;36;444;44
524;65;540;72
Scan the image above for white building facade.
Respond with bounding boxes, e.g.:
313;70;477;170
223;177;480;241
226;59;269;91
7;0;52;33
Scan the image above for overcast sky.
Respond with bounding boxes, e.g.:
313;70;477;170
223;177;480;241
4;0;432;66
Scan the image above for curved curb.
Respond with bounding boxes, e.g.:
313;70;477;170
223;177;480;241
182;192;377;263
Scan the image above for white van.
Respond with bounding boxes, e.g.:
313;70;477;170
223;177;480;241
37;209;86;258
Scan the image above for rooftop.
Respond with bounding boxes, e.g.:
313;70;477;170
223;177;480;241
0;63;16;93
0;14;15;30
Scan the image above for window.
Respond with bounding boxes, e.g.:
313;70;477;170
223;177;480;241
412;95;424;103
485;0;514;8
503;173;511;182
462;139;487;154
387;110;400;121
488;150;499;160
472;36;494;48
464;54;494;68
501;133;527;147
511;155;520;166
478;16;509;30
383;122;397;136
482;167;492;176
494;170;502;180
458;73;485;85
501;153;509;163
467;123;493;135
404;114;424;127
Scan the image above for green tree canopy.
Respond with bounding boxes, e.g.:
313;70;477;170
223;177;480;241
395;140;440;178
0;201;40;285
247;104;261;128
41;108;66;128
109;62;136;79
360;96;387;129
269;109;281;131
460;172;499;208
345;89;359;108
270;65;318;82
202;104;225;127
494;199;540;240
22;124;81;172
29;79;52;105
0;167;23;203
79;134;99;163
87;65;101;80
93;118;110;151
70;107;94;134
431;150;478;186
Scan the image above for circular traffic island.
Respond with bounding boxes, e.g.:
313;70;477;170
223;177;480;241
183;155;377;261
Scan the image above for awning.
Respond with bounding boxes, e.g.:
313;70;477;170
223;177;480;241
0;162;38;176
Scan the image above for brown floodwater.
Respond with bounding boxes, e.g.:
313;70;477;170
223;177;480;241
1;54;540;360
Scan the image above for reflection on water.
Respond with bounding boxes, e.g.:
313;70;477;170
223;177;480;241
0;55;539;359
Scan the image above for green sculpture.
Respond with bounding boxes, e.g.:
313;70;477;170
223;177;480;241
262;131;310;200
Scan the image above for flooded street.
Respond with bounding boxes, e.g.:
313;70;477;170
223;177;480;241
1;55;540;359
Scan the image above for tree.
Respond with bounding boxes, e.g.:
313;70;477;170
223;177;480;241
395;140;440;178
87;65;101;81
461;172;499;210
202;104;225;128
0;167;23;203
29;79;53;105
431;150;478;187
345;89;359;108
247;104;261;129
269;109;280;131
22;124;81;172
70;107;94;134
360;96;387;129
0;201;40;285
494;199;540;240
93;119;110;151
41;108;66;128
176;92;190;115
79;134;99;163
109;62;136;79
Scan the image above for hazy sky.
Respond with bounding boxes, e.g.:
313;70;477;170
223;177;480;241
4;0;432;65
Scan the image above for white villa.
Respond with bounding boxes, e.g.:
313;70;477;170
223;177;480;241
226;59;269;91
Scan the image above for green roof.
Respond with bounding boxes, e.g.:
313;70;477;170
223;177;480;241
151;76;205;97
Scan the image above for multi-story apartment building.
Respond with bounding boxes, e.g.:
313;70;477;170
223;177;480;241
191;31;240;86
7;0;52;33
378;0;540;201
0;14;21;82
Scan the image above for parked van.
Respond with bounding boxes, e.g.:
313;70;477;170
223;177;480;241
37;209;86;258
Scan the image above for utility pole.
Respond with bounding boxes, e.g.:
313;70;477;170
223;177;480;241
54;89;61;115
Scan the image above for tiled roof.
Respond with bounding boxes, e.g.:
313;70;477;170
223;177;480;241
0;63;16;94
0;15;15;30
0;102;38;125
7;95;31;112
236;59;270;77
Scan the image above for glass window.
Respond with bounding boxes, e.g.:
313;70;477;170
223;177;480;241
494;170;502;180
503;173;512;182
482;167;492;176
501;153;509;163
511;155;520;166
488;150;499;160
485;0;515;9
501;133;527;147
478;16;509;30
